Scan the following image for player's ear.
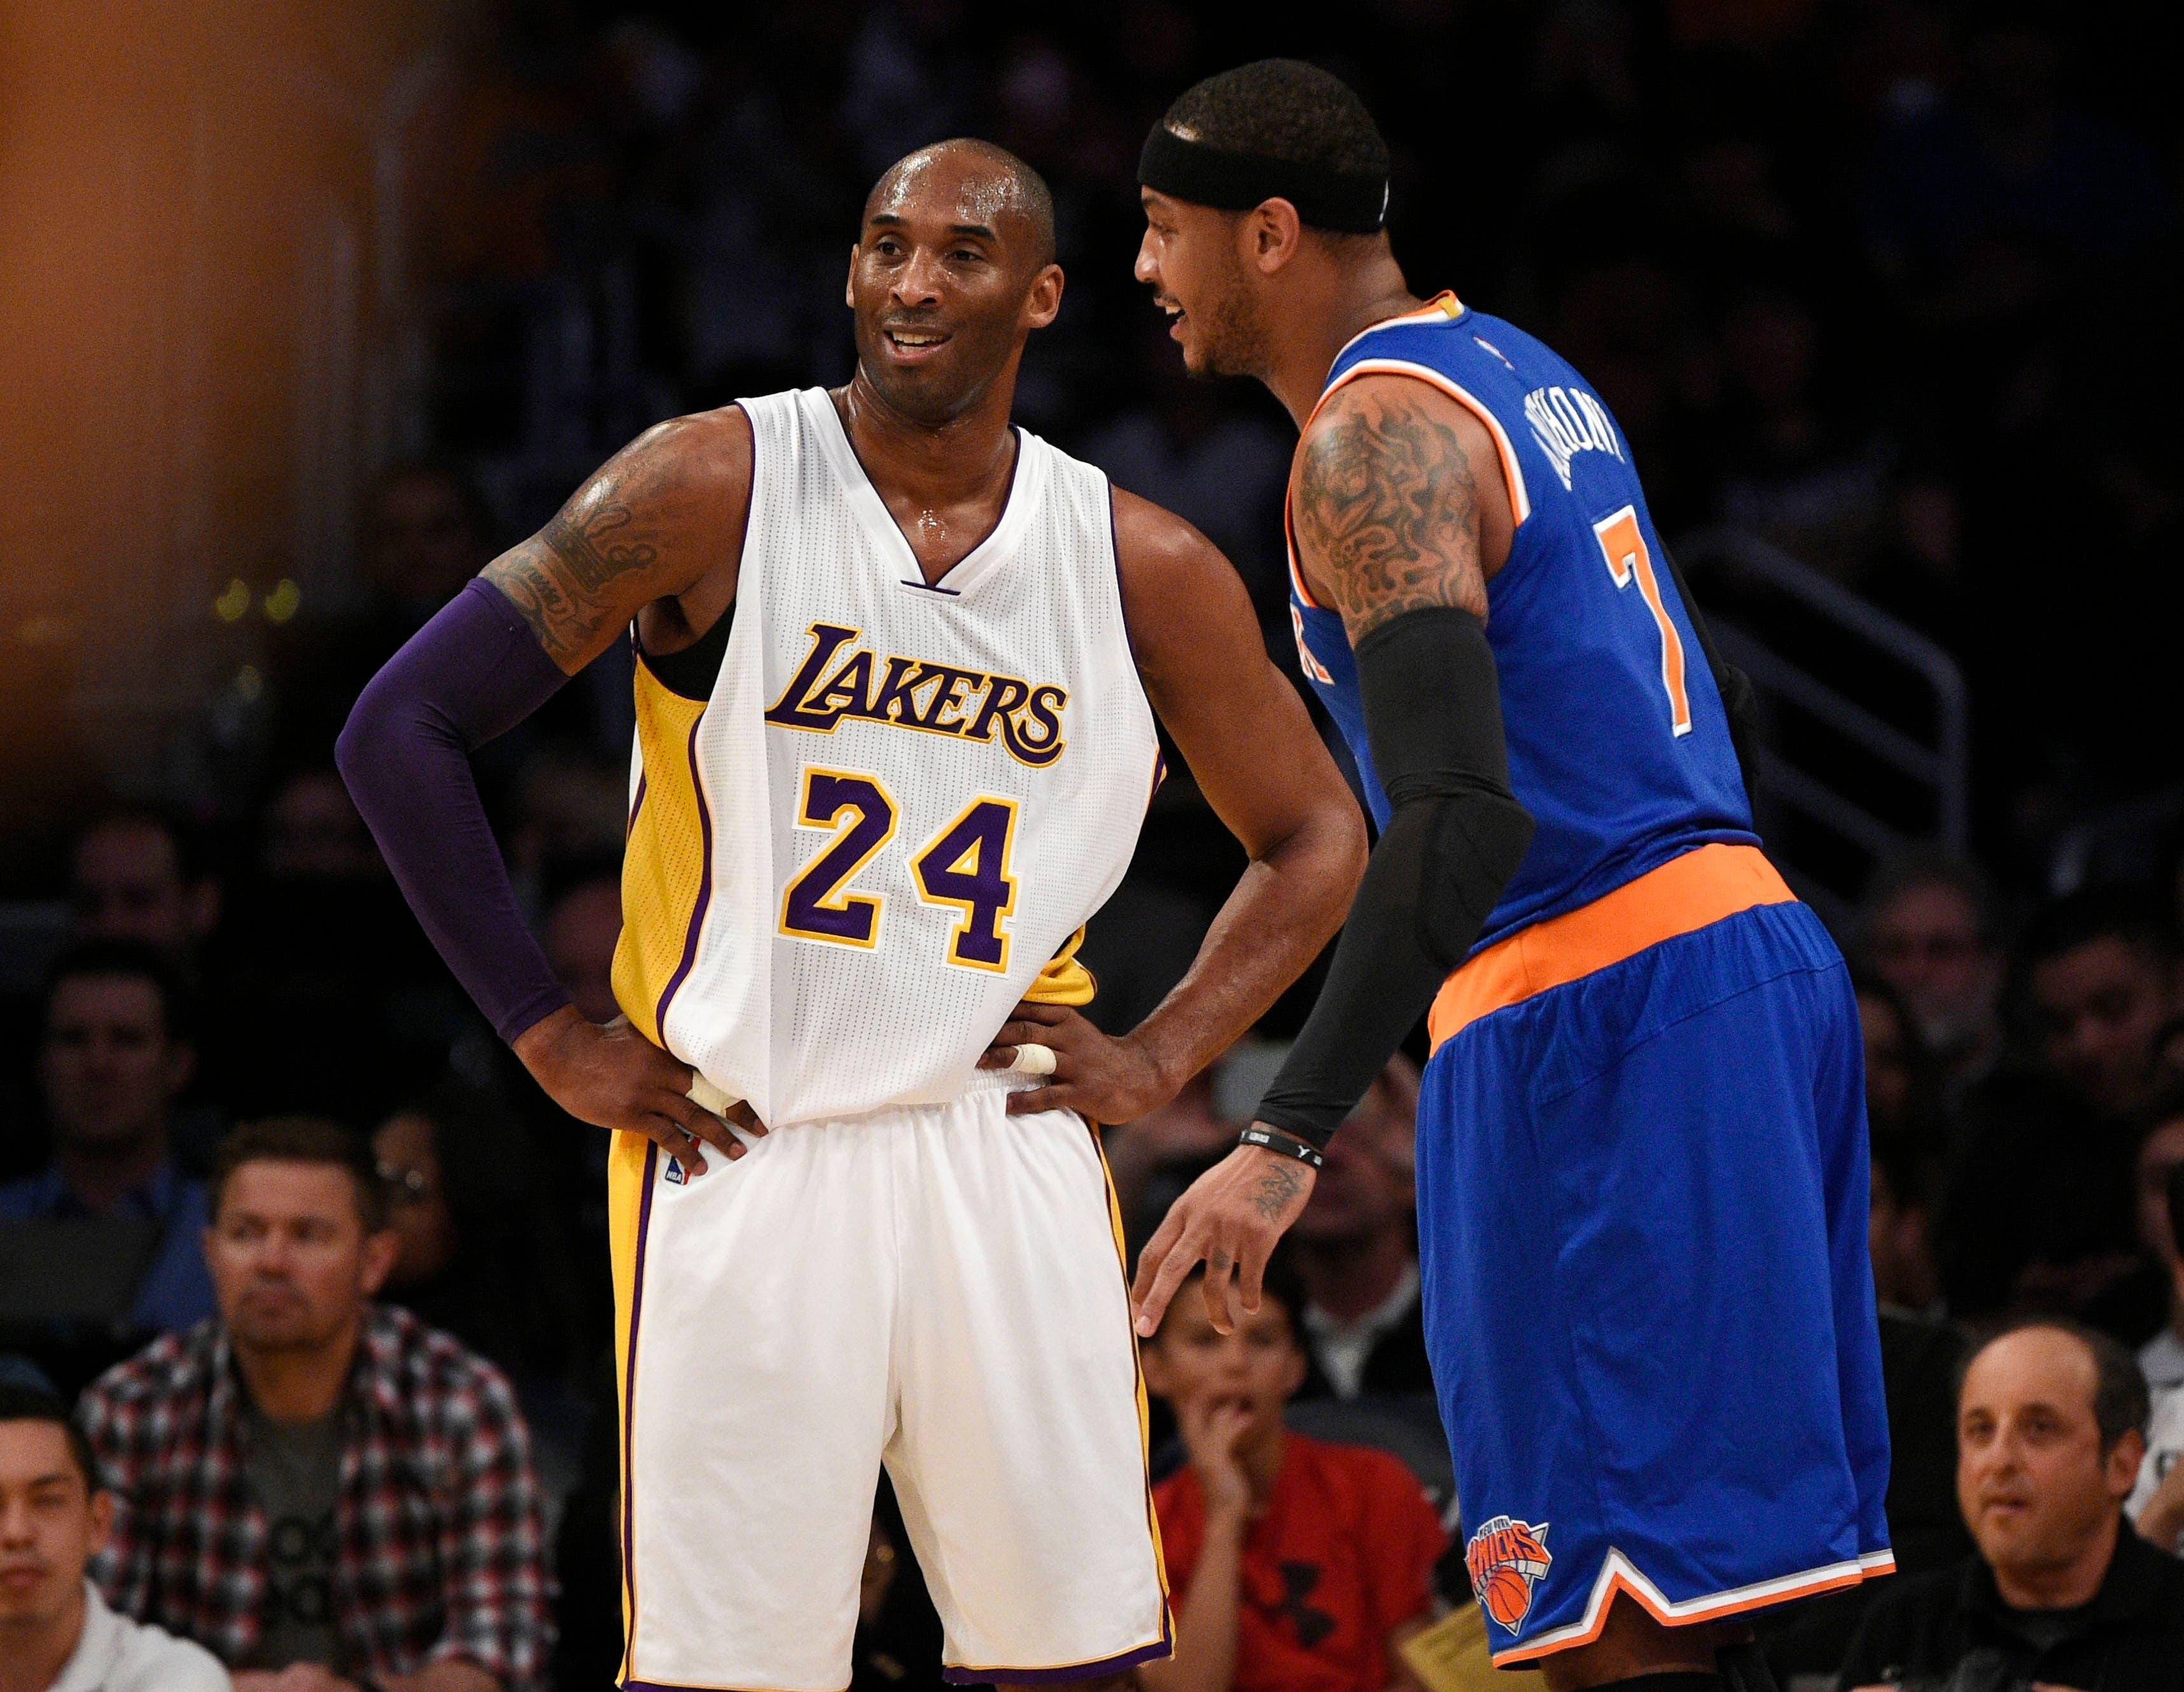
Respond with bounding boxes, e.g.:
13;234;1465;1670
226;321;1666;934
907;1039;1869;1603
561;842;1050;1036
1025;263;1064;331
845;243;859;309
1247;199;1303;276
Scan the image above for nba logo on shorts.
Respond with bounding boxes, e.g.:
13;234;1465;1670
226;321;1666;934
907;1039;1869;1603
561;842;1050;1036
664;1154;687;1187
1466;1514;1551;1632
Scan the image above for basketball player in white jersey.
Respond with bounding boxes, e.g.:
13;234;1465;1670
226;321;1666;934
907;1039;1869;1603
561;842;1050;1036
339;139;1365;1690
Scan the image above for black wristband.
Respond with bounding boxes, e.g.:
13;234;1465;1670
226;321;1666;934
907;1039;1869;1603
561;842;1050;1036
1239;1124;1326;1169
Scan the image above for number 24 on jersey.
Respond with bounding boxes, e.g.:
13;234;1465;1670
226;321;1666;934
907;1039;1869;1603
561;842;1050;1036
780;767;1019;973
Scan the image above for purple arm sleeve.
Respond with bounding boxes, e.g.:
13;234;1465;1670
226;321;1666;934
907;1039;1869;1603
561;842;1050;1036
336;577;578;1044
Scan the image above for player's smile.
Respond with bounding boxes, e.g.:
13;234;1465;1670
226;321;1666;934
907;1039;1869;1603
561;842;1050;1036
879;321;953;363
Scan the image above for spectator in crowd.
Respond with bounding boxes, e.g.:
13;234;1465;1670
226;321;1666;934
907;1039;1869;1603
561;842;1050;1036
68;810;220;961
1287;1057;1433;1402
2019;891;2181;1122
1139;1250;1443;1692
0;941;214;1336
1869;1120;1944;1320
1838;1320;2184;1690
0;1385;228;1692
1860;856;2005;1107
370;1082;577;1397
2132;1088;2184;1397
77;1119;552;1689
268;465;496;773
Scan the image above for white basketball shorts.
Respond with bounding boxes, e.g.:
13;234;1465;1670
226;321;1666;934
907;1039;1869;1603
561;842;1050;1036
607;1073;1173;1689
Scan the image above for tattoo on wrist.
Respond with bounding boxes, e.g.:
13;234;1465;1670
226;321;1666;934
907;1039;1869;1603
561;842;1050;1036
1252;1161;1305;1220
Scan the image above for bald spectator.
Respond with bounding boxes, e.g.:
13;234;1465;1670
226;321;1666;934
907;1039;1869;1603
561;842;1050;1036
1838;1321;2184;1691
1860;855;2003;1103
69;811;220;960
2019;891;2181;1122
0;941;214;1338
0;1385;227;1692
1289;1058;1433;1402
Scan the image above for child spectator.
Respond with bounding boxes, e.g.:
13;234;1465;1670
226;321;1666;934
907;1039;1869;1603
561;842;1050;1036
1139;1250;1443;1692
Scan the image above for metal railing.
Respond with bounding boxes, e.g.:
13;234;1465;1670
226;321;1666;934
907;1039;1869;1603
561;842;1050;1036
1675;528;1971;924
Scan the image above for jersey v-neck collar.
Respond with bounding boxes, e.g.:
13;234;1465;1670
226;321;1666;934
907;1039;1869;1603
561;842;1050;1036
803;388;1040;600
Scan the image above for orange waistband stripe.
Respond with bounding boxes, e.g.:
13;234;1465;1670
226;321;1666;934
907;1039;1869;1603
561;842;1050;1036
1427;844;1795;1053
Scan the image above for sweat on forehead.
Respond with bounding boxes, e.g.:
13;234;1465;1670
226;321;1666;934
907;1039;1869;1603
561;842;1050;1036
864;139;1056;265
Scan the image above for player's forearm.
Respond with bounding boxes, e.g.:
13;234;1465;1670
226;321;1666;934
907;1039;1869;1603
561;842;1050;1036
1126;801;1364;1100
337;580;573;1044
1143;1517;1247;1692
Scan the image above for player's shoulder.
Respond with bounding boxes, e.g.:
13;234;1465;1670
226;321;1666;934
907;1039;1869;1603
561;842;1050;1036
618;402;755;486
1107;482;1219;577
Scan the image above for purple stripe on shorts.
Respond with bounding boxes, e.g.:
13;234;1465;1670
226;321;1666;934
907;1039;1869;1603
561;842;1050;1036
941;1631;1174;1685
617;1140;661;1686
652;715;713;1035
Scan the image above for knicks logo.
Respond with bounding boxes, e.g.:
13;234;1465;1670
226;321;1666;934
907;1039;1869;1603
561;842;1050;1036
1466;1515;1551;1632
764;622;1067;768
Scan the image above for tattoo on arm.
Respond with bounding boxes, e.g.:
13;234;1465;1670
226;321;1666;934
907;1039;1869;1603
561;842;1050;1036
1252;1160;1305;1221
1292;386;1488;643
485;503;661;666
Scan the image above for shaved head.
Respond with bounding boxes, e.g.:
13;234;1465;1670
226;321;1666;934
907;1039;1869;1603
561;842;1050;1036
865;138;1056;272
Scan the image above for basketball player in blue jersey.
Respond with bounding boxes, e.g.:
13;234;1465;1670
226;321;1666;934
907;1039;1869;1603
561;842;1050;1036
340;140;1369;1689
1128;62;1891;1692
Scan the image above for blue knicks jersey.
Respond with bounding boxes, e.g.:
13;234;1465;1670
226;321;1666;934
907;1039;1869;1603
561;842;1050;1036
1288;293;1756;952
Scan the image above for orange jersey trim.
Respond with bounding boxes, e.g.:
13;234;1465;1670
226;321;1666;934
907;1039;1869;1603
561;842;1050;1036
1428;843;1795;1052
1488;1552;1894;1668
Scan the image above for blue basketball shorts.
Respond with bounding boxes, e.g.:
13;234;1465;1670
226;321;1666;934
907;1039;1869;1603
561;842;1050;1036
1416;851;1893;1665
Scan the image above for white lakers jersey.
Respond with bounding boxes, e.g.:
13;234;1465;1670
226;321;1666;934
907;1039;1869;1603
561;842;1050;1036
610;388;1161;1128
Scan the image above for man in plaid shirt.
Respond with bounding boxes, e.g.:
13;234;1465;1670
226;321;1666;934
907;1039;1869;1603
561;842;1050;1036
76;1118;553;1691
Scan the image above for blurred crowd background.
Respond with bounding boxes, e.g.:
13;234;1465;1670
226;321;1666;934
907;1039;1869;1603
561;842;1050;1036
4;1;2184;1688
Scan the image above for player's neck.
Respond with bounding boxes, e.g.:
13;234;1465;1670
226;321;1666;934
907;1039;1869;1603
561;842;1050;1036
834;369;1020;512
1261;251;1421;430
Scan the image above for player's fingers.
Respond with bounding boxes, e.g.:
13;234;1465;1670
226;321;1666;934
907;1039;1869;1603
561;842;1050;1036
1130;1205;1185;1301
1002;1084;1073;1115
1005;1001;1070;1027
976;1044;1016;1070
722;1098;767;1136
657;1094;743;1161
990;1019;1066;1052
640;1115;707;1175
1131;1220;1196;1336
1235;1234;1269;1316
1201;1249;1238;1336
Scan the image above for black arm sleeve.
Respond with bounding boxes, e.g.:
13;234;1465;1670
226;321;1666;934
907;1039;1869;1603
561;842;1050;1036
1253;607;1535;1149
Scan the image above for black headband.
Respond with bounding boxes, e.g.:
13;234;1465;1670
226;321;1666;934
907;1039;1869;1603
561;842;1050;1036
1138;125;1387;235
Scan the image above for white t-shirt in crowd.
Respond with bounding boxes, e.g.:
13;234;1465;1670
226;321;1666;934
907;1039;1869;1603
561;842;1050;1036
2126;1384;2183;1541
48;1580;228;1692
2139;1327;2184;1395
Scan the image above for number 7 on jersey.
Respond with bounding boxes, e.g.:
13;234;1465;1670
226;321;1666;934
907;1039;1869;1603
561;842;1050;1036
1593;505;1691;737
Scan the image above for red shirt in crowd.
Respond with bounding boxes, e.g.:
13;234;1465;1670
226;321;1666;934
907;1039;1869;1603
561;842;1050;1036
1154;1431;1447;1692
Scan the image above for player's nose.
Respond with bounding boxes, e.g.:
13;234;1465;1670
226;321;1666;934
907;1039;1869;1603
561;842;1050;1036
892;248;946;308
1133;232;1159;287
